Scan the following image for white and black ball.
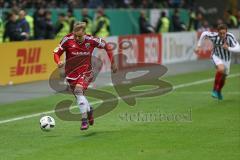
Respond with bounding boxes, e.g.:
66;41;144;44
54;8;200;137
40;116;55;131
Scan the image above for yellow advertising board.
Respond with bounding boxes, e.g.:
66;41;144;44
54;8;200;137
0;40;59;85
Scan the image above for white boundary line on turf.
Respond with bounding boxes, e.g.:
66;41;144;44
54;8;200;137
173;91;240;95
0;73;239;125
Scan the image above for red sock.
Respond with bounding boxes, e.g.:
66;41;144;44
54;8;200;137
219;76;226;92
213;71;223;91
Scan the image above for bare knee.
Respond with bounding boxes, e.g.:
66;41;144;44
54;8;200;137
74;85;83;95
217;65;225;74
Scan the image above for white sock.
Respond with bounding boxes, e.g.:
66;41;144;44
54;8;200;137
76;95;90;113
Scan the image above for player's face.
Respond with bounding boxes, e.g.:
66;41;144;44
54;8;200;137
218;29;227;40
74;28;85;43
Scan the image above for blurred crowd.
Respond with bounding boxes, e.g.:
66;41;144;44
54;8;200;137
0;0;239;42
0;0;198;9
0;7;111;42
140;8;240;34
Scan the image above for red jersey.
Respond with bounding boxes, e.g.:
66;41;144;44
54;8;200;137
53;33;107;80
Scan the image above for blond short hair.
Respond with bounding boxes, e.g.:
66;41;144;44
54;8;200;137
73;22;86;32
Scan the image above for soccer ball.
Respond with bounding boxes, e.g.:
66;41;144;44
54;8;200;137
40;116;55;131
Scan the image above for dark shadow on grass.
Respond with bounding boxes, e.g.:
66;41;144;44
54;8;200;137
73;130;121;139
81;131;98;137
42;132;60;138
42;135;60;138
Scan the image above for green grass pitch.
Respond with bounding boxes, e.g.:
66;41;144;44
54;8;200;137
0;65;239;160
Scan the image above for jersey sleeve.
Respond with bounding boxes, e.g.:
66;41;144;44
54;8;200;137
228;35;240;53
53;37;68;55
227;33;240;53
92;37;106;49
53;37;68;64
197;31;216;47
228;33;239;47
91;37;114;64
228;43;240;53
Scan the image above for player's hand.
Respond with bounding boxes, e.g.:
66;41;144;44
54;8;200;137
222;42;229;50
111;63;118;73
57;61;64;68
194;46;201;54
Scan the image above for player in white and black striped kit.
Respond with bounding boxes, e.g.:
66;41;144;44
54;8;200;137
195;24;240;100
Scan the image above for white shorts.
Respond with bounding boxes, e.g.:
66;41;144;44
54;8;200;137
212;54;231;75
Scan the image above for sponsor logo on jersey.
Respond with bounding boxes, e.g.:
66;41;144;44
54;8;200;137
85;43;90;49
71;51;90;55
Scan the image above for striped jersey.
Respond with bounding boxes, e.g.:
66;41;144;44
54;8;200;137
198;31;239;61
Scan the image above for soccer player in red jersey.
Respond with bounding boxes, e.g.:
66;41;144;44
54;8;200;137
53;22;117;130
195;24;240;100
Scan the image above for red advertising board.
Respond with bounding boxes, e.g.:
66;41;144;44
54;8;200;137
118;34;162;70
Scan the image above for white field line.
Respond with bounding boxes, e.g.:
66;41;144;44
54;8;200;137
174;91;240;95
0;73;239;125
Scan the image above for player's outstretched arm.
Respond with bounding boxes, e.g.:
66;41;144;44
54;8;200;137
53;46;64;68
95;37;118;73
105;43;118;73
223;35;240;53
110;61;118;73
225;43;240;53
195;31;211;54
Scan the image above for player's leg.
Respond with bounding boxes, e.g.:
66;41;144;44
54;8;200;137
74;84;90;130
214;64;226;99
217;61;230;99
212;55;225;100
87;106;94;125
82;72;95;125
74;75;94;128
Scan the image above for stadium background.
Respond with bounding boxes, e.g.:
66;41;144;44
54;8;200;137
0;0;240;85
0;0;240;160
